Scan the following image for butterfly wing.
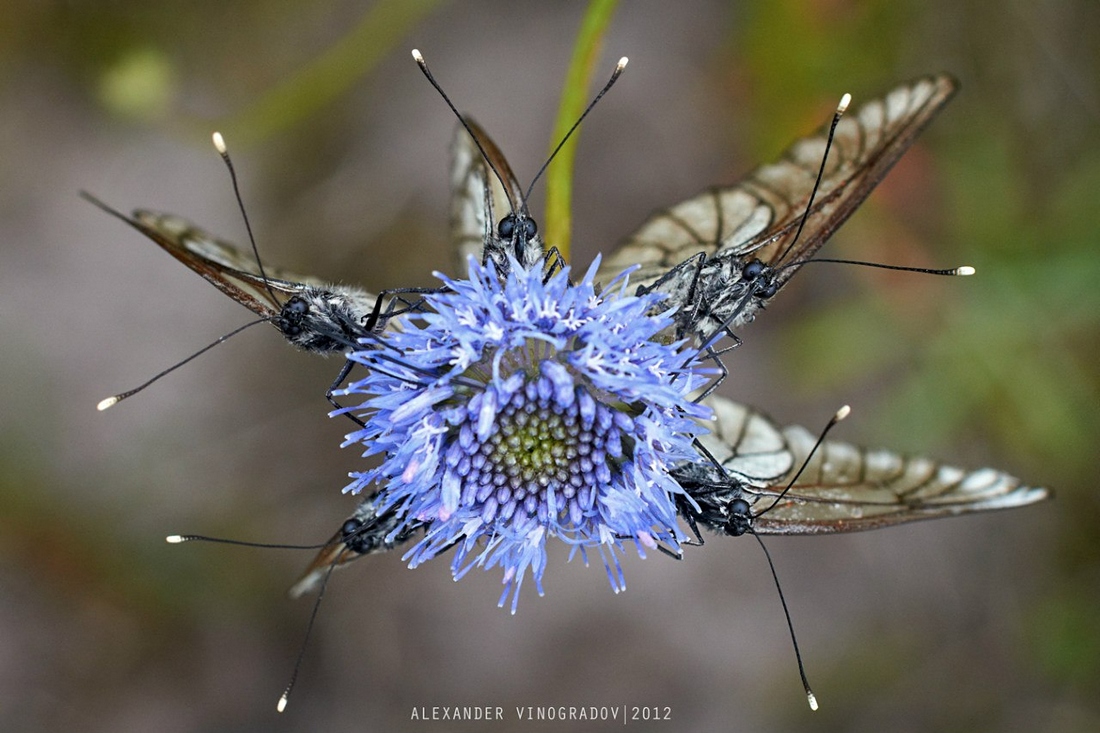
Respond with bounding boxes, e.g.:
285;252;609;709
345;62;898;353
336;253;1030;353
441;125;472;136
597;75;958;334
450;118;523;268
692;395;1050;535
449;118;544;272
84;192;343;318
86;192;385;354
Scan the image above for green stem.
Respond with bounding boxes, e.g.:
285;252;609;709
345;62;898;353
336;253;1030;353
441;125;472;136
544;0;620;261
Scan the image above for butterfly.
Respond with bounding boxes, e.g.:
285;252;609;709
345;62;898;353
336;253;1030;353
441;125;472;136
287;489;420;598
679;395;1049;539
595;74;960;345
450;117;547;273
83;192;383;356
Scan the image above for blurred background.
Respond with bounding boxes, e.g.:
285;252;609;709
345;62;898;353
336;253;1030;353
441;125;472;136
1;1;1096;731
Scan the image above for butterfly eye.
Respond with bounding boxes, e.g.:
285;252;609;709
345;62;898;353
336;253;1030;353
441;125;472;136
498;214;517;238
340;518;373;553
286;297;309;315
277;317;303;336
755;281;778;299
277;297;310;336
725;498;753;536
742;260;765;281
523;218;537;238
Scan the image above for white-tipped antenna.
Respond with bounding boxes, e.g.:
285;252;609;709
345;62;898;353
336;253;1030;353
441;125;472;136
211;131;280;307
524;55;630;201
410;48;524;217
162;526;341;713
691;408;852;712
755;402;856;710
775;92;853;264
759;404;853;517
412;48;629;219
779;258;977;278
94;318;268;411
837;92;851;115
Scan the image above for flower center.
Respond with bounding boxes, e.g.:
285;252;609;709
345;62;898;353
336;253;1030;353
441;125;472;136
449;369;624;529
487;403;574;484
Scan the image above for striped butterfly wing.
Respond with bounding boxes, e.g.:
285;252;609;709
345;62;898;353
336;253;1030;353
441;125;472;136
597;75;958;340
687;395;1050;536
449;118;545;273
85;193;379;354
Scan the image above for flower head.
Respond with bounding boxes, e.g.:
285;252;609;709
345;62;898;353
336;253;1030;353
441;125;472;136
342;257;712;611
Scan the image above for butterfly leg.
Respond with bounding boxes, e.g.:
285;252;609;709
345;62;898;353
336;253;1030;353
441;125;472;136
653;542;686;560
677;253;714;341
693;343;731;402
326;359;367;428
363;286;450;332
679;503;706;546
611;531;685;559
542;247;567;281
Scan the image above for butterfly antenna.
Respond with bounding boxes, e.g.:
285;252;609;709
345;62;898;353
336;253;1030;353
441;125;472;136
168;528;352;712
758;405;850;516
689;439;818;709
777;258;975;277
743;405;853;708
750;528;818;711
165;533;330;550
211;132;282;307
96;318;269;410
278;545;346;712
524;56;629;202
411;49;521;216
777;93;852;264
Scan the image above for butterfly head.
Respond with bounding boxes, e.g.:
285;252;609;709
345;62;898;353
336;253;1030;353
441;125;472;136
496;211;542;268
339;516;387;556
740;259;778;299
275;296;310;339
723;497;753;537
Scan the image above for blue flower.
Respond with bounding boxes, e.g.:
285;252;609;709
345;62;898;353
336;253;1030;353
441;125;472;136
341;257;713;612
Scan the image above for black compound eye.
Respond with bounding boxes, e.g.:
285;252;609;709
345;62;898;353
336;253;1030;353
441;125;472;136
277;315;302;336
340;518;363;539
726;498;753;537
523;218;537;238
286;296;309;315
742;259;765;281
756;281;778;299
498;215;517;238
